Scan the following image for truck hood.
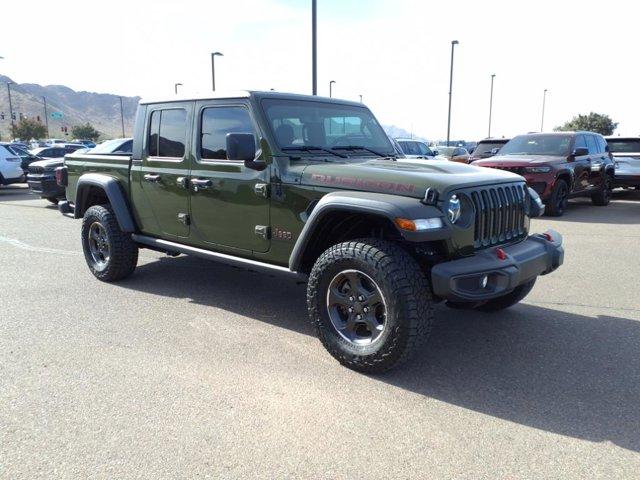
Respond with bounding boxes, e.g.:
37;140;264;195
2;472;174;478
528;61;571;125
299;159;523;198
473;154;562;167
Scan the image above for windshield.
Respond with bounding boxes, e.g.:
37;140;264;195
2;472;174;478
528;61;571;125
607;139;640;153
436;147;456;156
474;141;507;155
262;98;394;156
398;141;434;156
499;134;572;156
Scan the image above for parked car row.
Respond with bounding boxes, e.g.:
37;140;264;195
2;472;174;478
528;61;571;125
394;132;639;217
25;138;132;203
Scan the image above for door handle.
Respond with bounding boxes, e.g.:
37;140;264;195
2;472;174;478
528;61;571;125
191;178;213;192
143;173;161;183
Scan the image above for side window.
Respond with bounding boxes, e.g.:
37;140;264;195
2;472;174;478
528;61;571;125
573;135;587;152
585;135;598;155
596;136;607;154
148;110;160;157
148;109;187;158
117;140;133;153
200;106;255;160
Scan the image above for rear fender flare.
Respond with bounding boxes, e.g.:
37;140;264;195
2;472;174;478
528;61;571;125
75;173;136;232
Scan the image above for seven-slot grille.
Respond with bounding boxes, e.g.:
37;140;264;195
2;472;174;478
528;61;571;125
468;183;527;248
484;165;526;175
28;165;45;174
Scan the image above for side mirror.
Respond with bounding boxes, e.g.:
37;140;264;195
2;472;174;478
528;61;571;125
490;147;500;155
572;147;588;157
226;133;265;171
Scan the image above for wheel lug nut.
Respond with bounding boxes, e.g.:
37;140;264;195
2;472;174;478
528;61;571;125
358;296;364;302
356;314;362;320
349;296;355;302
363;307;369;313
348;307;354;313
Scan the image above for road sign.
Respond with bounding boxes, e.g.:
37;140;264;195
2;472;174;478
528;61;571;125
51;112;63;119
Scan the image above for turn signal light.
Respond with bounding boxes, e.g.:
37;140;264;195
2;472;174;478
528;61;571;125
395;217;444;232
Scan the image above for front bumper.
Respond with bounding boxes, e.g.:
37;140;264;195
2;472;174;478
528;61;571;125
27;174;66;198
613;174;640;188
431;230;564;302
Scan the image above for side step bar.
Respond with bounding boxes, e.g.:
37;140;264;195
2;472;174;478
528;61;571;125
131;234;307;280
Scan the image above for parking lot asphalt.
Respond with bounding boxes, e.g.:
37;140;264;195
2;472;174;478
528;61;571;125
1;184;639;479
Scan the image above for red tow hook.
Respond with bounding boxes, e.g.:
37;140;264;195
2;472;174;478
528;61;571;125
496;248;507;260
543;232;553;241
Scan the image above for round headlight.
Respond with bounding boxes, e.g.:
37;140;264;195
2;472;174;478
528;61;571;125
447;194;462;224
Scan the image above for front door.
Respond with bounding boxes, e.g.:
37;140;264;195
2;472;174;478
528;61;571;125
188;101;270;253
571;134;591;192
137;103;192;238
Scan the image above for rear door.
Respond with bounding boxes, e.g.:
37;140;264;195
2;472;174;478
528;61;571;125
137;102;192;239
188;100;270;253
585;135;602;189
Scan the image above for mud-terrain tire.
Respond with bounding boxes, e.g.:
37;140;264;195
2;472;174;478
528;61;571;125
591;176;612;206
307;238;434;373
81;204;138;282
475;279;536;312
45;197;59;204
545;179;569;217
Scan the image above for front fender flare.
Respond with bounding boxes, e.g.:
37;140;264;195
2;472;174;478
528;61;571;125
288;191;448;272
75;173;136;232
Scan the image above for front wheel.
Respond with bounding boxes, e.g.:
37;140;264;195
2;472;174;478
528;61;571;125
545;179;569;217
81;204;138;282
591;176;612;206
307;239;434;373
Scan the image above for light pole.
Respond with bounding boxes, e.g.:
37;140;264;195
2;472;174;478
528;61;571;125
118;96;125;138
359;94;363;103
488;74;496;137
312;0;317;95
446;40;459;147
174;83;183;95
541;89;548;132
211;52;223;91
42;96;49;137
7;82;15;134
329;80;336;98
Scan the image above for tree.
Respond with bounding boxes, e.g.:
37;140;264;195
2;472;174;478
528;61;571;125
71;123;101;141
10;118;47;140
554;112;618;136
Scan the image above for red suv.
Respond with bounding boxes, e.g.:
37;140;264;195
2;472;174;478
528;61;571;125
471;132;614;216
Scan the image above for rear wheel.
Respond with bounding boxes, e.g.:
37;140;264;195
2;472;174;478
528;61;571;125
307;238;434;373
81;205;138;282
545;179;569;217
591;176;612;206
475;279;536;312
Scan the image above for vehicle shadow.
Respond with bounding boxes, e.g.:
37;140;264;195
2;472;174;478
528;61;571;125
0;185;35;203
123;255;640;452
547;191;640;224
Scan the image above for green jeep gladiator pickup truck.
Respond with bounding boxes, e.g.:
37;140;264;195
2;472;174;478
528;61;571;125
57;91;563;372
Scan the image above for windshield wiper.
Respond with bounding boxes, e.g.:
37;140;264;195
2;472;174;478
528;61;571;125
281;146;347;158
331;145;394;159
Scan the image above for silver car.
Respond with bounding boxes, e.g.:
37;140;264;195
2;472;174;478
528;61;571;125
606;137;640;189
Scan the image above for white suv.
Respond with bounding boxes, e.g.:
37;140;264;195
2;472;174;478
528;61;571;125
0;144;25;186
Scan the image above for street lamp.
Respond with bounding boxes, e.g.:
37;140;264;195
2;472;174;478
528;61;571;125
42;96;49;137
446;40;459;147
329;80;336;98
359;94;363;103
211;52;223;91
6;82;15;133
118;96;125;138
312;0;317;95
174;83;183;95
541;89;548;132
488;74;496;137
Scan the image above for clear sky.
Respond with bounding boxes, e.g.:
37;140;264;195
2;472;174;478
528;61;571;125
2;0;637;140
